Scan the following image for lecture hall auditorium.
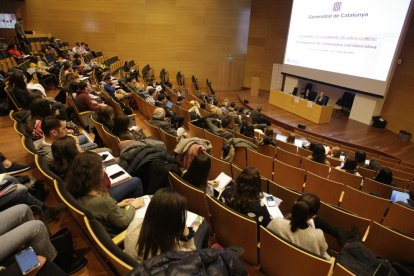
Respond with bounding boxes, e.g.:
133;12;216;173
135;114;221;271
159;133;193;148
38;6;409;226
0;0;414;275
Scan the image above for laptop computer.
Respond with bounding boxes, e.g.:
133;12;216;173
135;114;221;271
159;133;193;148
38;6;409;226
390;190;409;203
165;100;173;109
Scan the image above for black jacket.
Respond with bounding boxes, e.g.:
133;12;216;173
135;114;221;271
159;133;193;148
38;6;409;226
127;248;247;276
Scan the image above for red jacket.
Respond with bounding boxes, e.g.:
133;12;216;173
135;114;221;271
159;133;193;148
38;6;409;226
75;91;100;112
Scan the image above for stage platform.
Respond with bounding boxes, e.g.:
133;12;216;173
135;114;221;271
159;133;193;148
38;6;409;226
215;89;414;163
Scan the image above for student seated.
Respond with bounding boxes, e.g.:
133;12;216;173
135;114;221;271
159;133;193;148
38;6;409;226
355;150;369;168
220;167;270;227
267;193;358;260
335;158;361;176
124;188;196;261
66;152;144;235
112;115;146;141
51;136;143;202
149;108;183;137
182;153;218;196
307;143;330;166
374;168;394;186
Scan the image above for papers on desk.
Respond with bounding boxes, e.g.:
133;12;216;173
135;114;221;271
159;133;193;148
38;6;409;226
134;195;152;218
213;172;233;192
294;139;303;147
307;101;313;108
294;97;299;103
262;192;283;219
276;133;287;142
105;164;132;187
134;195;204;230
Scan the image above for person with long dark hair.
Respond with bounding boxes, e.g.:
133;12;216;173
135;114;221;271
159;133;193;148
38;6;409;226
66;152;144;235
9;72;40;109
96;105;115;132
267;193;358;260
51;137;143;202
182;153;217;195
267;193;330;259
336;158;361;176
220;167;270;227
307;143;330;165
124;188;196;261
112;116;146;141
374;168;394;186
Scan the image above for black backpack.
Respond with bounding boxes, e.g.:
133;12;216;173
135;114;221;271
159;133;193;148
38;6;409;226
337;241;399;276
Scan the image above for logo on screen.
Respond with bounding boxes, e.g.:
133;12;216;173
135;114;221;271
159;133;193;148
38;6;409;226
332;2;342;12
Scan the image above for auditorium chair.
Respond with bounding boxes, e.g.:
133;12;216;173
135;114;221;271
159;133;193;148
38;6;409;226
318;201;370;253
277;140;298;154
84;214;138;275
188;121;205;139
158;128;178;155
143;120;162;140
326;156;342;168
364;222;414;265
206;153;232;180
333;263;357;276
328;168;363;190
247;149;273;180
168;172;210;219
360;178;394;199
276;147;301;167
268;180;301;215
340;185;390;222
300;158;330;178
304;172;344;205
204;130;225;159
336;92;355;112
273;159;305;192
259;226;334;276
257;143;277;158
206;195;259;266
356;166;377;178
381;203;414;237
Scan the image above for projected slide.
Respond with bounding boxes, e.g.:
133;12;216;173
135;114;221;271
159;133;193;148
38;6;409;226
284;0;411;82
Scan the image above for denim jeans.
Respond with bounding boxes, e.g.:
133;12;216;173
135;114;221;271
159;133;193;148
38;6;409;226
110;177;144;202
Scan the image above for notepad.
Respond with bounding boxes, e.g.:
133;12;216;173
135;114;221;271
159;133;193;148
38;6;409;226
214;172;233;192
105;164;132;187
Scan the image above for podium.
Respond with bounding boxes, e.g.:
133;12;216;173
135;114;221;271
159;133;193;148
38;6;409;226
269;90;333;124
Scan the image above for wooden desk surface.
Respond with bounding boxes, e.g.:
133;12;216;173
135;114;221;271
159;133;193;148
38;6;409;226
269;90;333;124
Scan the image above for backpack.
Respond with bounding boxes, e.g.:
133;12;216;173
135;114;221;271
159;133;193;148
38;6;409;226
337;241;399;276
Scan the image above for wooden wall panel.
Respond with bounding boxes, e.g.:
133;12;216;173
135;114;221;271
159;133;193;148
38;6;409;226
21;0;251;90
245;0;414;139
381;17;414;141
243;0;292;90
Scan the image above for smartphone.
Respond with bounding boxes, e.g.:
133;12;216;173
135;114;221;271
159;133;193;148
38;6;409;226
109;171;125;179
15;247;40;275
101;154;109;161
266;196;276;207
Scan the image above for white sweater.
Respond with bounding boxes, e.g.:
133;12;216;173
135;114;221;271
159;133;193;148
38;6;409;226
267;217;331;260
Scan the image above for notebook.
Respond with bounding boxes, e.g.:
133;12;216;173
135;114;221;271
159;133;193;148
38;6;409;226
134;196;204;230
213;172;233;192
390;190;409;203
105;164;132;187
